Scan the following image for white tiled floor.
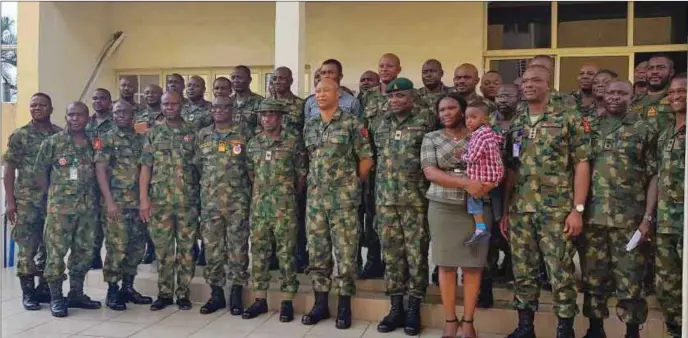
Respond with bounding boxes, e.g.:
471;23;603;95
1;270;504;338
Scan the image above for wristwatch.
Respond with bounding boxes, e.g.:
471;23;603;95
643;214;654;223
574;204;585;213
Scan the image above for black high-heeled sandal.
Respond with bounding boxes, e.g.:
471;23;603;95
461;317;477;338
442;317;459;338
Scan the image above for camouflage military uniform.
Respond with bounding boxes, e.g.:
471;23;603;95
86;114;115;263
4;122;62;277
517;90;577;114
182;100;213;131
505;102;591;318
140;122;199;299
304;108;373;296
372;106;437;298
194;123;251;287
275;95;306;134
654;122;684;332
35;131;97;283
134;106;164;135
94;126;146;283
231;92;264;135
581;111;656;325
632;91;674;134
247;128;307;298
569;90;596;117
416;85;453;114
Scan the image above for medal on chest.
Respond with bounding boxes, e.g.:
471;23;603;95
394;130;402;141
218;142;227;152
233;144;242;155
265;150;272;161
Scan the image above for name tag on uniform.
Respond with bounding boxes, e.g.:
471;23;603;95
665;139;675;152
265;151;272;160
604;138;614;150
528;128;537;139
394;130;402;140
69;167;78;180
218;142;227;152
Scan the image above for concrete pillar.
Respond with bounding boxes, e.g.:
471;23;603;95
274;2;306;97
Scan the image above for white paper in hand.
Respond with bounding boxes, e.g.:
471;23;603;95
626;230;642;252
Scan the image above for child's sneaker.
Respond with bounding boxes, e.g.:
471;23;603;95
465;230;491;245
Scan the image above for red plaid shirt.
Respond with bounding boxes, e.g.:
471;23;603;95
461;124;505;184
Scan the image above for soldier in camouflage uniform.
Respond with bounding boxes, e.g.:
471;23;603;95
193;96;252;316
501;65;591;338
36;102;102;318
480;71;503;103
648;74;685;338
230;65;264;134
119;76;146;115
569;64;599;116
633;61;649;101
580;80;655;338
417;59;452;113
632;55;675;136
450;64;498;114
213;76;233;98
166;73;189;105
589;70;618;118
270;67;306;133
87;88;115;271
372;78;437;336
357;71;381;104
182;76;213;131
301;78;374;329
242;99;308;322
139;92;199;311
4;93;62;310
95;101;153;311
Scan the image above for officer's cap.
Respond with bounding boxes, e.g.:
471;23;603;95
257;98;287;113
386;78;414;94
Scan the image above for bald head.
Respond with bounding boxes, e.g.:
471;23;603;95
604;79;633;115
529;55;554;72
422;59;444;89
144;84;163;106
379;53;402;84
315;78;341;111
453;64;480;95
67;101;89;115
65;101;90;132
113;100;135;127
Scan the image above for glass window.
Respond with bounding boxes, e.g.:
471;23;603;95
559;56;629;93
487;2;551;50
557;2;627;48
1;47;17;102
634;2;687;46
635;51;688;76
489;59;534;86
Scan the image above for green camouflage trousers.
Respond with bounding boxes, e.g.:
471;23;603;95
93;194;104;255
150;206;198;299
201;207;250;287
376;205;429;298
655;233;683;327
306;204;359;296
102;208;148;283
12;201;47;277
250;203;299;298
580;225;647;324
508;211;579;318
43;209;96;283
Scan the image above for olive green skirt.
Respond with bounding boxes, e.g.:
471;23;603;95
428;200;491;268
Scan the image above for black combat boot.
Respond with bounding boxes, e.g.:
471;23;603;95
122;274;153;304
49;281;68;318
19;276;40;311
66;277;101;309
302;292;331;325
106;282;126;311
242;298;268;319
555;316;575;338
90;248;103;270
624;324;639;338
506;309;536;338
229;285;244;315
582;318;606;338
196;242;207;266
377;295;405;333
150;297;173;311
404;296;422;336
280;300;294;322
336;295;352;329
200;285;226;314
360;238;384;279
141;237;155;264
34;276;51;303
176;297;192;310
477;276;494;309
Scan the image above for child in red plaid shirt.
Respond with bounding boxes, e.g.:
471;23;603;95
459;102;504;245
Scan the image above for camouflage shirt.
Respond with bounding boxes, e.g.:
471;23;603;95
3;122;62;204
505;103;591;213
417;85;453;114
86;113;115;139
194;123;251;211
182;100;213;131
133;105;164;135
94;126;144;209
304;108;373;209
34;131;96;214
569;90;596;117
231;92;264;135
373;106;438;206
632;90;674;133
656;122;685;235
517;90;577;114
275;94;306;134
586;112;657;229
140;121;198;207
247;129;308;208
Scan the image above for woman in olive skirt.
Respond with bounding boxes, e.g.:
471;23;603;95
421;93;492;338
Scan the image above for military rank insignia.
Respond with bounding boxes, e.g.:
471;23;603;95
647;107;657;117
361;127;369;138
233;144;242;155
218;142;226;152
58;157;67;166
93;137;102;151
582;117;591;133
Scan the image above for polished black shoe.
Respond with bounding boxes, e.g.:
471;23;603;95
106;283;126;311
335;295;352;330
90;250;103;270
280;300;294;322
121;275;153;304
377;295;405;333
200;285;226;314
555;316;575;338
477;277;494;309
66;278;101;309
19;276;40;311
242;298;268;319
582;318;606;338
150;297;174;311
506;309;536;338
176;298;192;310
34;277;51;304
302;292;331;325
229;285;243;316
49;282;68;318
404;296;422;336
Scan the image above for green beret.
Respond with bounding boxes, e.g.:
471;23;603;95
256;98;287;113
386;78;414;94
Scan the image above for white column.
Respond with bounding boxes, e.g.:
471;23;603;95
274;2;306;97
